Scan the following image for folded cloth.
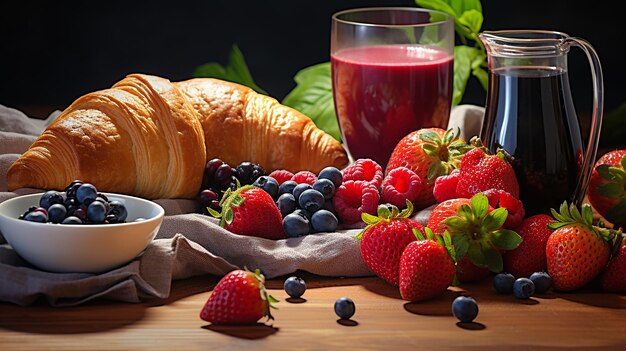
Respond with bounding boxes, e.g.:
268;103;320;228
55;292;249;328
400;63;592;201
0;103;484;307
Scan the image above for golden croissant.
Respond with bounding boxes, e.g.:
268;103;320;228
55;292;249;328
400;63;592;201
6;74;348;199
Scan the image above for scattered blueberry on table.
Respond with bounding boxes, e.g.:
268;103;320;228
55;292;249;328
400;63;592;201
452;296;479;323
513;278;535;299
284;276;307;299
334;297;356;320
529;272;552;294
493;272;516;294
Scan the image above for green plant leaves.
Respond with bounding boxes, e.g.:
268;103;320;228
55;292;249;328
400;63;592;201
282;62;341;141
491;230;522;250
453;45;486;105
194;45;268;95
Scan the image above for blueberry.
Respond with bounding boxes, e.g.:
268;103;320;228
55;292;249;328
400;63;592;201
62;216;83;224
39;190;64;209
76;183;98;205
313;178;335;200
47;203;68;223
493;272;516;294
292;183;313;202
318;167;343;187
284;276;307;298
278;180;298;196
253;176;279;199
235;162;265;185
24;211;47;223
452;296;479;323
311;209;338;233
87;201;107;223
108;200;128;222
298;189;325;213
283;213;310;237
277;193;297;218
529;272;552;294
293;209;313;220
18;206;38;220
334;297;355;320
513;278;535;299
64;180;83;199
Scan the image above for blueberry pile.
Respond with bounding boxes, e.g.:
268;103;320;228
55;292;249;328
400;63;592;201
269;167;342;237
493;271;552;299
198;159;266;213
19;180;128;225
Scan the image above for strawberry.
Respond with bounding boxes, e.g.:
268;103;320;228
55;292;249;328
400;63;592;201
356;202;424;286
546;202;612;291
200;269;278;324
427;193;522;280
399;228;457;301
209;185;286;240
386;128;472;209
587;149;626;229
600;235;626;292
504;214;555;278
483;189;525;229
456;145;519;199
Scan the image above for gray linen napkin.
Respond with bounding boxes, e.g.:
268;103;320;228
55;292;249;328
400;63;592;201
0;103;484;307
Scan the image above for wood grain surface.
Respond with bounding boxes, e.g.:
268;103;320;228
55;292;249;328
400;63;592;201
0;273;625;351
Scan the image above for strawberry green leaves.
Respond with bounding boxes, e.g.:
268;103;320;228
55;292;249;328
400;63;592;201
356;201;413;240
444;193;522;272
549;201;616;242
420;128;473;183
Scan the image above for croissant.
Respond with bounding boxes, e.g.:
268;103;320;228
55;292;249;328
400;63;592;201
7;74;348;199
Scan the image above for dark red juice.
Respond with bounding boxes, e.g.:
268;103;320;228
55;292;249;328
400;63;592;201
480;66;584;215
331;45;453;168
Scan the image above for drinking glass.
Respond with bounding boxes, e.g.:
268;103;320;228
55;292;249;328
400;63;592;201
331;7;454;168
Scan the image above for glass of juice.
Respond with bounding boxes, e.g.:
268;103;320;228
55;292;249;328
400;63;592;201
331;7;454;168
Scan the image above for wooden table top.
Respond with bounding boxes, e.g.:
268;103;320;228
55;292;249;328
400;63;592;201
0;273;625;351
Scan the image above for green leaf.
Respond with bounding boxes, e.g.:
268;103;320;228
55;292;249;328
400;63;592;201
416;0;458;16
484;207;508;231
449;0;482;14
194;45;267;95
231;195;245;207
418;129;443;144
361;213;380;225
453;45;481;105
427;161;444;182
467;242;486;267
470;193;489;218
621;155;626;172
452;234;470;259
443;216;466;230
399;200;414;218
414;227;426;241
458;9;483;35
282;62;341;141
491;230;523;250
483;246;503;272
422;143;439;156
224;208;234;225
207;207;222;218
472;65;488;91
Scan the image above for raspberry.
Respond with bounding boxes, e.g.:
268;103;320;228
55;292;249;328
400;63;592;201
342;159;383;189
269;170;294;185
433;169;460;203
291;171;317;185
381;167;422;208
484;189;525;229
333;180;380;224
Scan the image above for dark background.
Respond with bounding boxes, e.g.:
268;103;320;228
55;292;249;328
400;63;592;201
0;0;622;119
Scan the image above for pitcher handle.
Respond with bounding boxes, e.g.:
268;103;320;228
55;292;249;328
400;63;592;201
565;37;604;206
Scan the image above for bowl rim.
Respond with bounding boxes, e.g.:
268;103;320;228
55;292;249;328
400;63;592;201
0;192;165;227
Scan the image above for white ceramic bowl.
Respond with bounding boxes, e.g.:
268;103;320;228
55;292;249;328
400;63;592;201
0;193;164;273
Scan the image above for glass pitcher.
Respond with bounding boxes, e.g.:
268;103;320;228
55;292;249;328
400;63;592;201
479;30;603;215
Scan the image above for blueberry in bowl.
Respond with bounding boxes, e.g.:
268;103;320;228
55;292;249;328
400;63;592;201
0;188;164;273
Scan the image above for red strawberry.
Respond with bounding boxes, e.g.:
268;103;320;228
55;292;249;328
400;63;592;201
433;169;460;203
600;236;626;292
399;228;457;301
210;185;286;240
342;158;383;189
546;202;612;291
456;147;519;199
381;166;423;209
269;170;294;185
483;189;525;229
292;171;317;185
504;214;555;278
587;150;626;229
200;269;278;324
427;193;522;281
356;202;424;286
387;128;472;209
333;180;380;224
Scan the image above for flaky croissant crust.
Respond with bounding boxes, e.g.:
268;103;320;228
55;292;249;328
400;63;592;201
7;74;348;199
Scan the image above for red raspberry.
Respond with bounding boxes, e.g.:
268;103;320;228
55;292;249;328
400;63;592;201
381;167;422;208
483;189;525;229
269;170;294;185
291;171;317;185
333;180;380;224
342;159;383;189
433;169;460;203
